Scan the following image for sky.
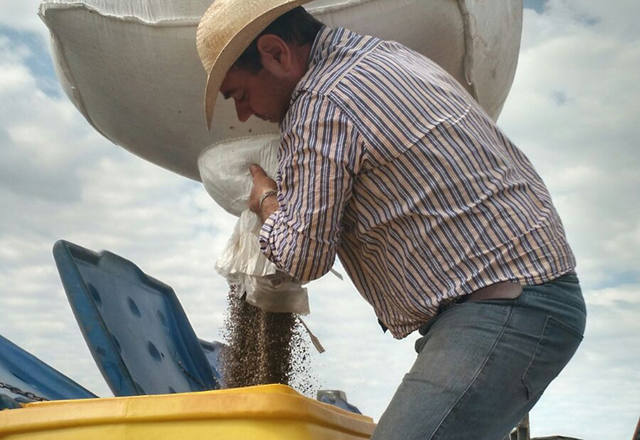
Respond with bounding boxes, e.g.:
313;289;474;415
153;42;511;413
1;0;638;438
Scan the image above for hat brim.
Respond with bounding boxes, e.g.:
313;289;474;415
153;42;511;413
198;0;311;130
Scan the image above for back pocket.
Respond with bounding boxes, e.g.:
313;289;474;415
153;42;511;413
521;315;583;400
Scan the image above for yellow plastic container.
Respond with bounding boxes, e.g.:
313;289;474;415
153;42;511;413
0;384;375;439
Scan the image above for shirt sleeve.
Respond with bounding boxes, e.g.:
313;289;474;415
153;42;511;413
259;92;363;282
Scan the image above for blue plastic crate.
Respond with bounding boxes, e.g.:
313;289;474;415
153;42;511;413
52;240;220;396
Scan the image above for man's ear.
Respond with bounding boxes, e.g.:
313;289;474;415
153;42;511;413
256;34;292;77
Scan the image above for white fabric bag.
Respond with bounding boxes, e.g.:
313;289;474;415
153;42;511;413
198;135;280;216
199;136;310;315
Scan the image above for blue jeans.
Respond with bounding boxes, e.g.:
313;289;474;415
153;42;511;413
371;272;586;440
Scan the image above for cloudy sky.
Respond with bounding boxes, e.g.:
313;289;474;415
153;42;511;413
1;0;638;438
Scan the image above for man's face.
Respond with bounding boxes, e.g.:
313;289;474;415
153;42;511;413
220;65;296;124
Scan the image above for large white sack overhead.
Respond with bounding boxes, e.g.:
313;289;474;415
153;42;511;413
39;0;523;182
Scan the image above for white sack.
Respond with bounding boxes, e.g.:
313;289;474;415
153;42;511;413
216;209;310;315
245;274;309;316
39;0;522;182
215;209;276;280
198;135;280;216
202;136;309;315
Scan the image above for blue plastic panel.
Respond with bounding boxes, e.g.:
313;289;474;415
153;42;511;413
0;334;96;402
317;390;362;414
53;240;219;396
198;339;226;388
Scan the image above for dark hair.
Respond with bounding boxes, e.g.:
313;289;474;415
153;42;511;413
234;6;324;72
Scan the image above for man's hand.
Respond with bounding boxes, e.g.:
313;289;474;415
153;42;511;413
249;164;278;223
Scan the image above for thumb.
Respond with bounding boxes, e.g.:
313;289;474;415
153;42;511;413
250;164;264;177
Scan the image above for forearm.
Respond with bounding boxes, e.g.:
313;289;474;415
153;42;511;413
258;212;338;283
251;93;359;281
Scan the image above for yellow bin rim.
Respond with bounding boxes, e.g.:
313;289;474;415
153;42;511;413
0;384;375;438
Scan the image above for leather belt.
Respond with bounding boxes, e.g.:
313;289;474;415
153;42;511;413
463;281;522;302
428;281;523;333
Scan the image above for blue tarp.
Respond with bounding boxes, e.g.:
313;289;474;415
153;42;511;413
0;334;96;402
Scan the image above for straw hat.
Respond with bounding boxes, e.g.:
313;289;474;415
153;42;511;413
196;0;312;129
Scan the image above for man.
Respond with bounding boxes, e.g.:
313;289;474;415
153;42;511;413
197;2;586;439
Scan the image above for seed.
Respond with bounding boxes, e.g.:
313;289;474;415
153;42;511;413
221;293;317;395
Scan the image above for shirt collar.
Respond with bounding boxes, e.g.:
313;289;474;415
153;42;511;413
283;27;355;121
306;25;332;70
307;26;357;70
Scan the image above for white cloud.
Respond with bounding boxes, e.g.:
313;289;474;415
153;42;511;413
498;2;640;437
501;1;640;292
0;0;49;39
531;284;640;439
0;22;234;398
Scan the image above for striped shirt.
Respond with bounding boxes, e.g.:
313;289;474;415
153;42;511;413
259;27;575;338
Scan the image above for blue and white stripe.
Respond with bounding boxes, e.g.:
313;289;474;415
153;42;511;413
260;27;575;338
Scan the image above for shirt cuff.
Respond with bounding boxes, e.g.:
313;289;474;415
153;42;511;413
258;211;279;264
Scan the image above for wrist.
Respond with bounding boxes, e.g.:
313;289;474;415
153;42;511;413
258;189;277;211
258;190;277;223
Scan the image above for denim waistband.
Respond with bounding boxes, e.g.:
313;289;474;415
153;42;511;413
422;270;582;336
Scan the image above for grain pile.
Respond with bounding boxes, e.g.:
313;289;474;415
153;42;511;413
221;294;315;395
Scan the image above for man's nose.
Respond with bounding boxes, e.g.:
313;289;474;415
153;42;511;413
235;100;252;122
